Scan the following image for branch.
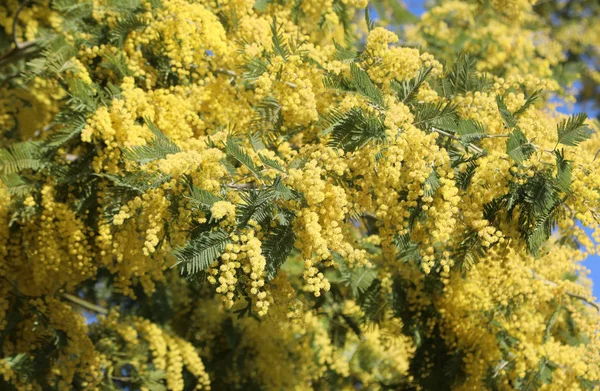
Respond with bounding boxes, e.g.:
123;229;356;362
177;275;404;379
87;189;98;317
13;0;32;50
0;0;39;68
61;293;108;315
529;269;599;312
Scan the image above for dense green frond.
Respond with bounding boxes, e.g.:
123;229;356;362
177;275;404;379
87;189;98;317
250;97;282;133
100;171;171;221
435;118;487;144
413;102;457;131
263;219;296;280
25;38;78;79
328;108;386;152
336;256;378;297
65;79;99;113
52;0;94;19
122;118;181;164
333;40;357;62
109;14;146;48
364;6;375;31
455;161;477;190
186;185;222;211
423;169;440;198
258;153;286;172
271;18;290;59
254;0;270;12
45;119;86;148
0;142;43;175
100;52;133;78
445;53;489;95
506;128;534;163
514;89;542;117
248;132;265;151
349;63;383;106
236;188;276;227
357;279;386;322
0;174;35;196
554;150;572;193
243;57;269;81
391;66;432;104
225;137;264;179
556;113;591;147
173;229;231;275
496;96;517;129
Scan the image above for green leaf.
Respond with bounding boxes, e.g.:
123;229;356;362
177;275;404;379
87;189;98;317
514;89;542;117
445;53;489;95
349;267;377;296
173;229;230;275
556;113;591;147
109;14;146;48
423;169;440;198
263;219;296;280
254;0;270;11
413;102;457;131
0;174;35;196
0;141;43;175
46;121;85;148
350;63;383;106
336;255;378;297
391;66;432;104
435;118;487;144
243;57;269;81
329;108;385;152
258;153;286;172
271;17;290;60
251;96;281;127
554;150;572;193
496;96;517;129
122;118;181;164
236;188;275;227
225;137;264;179
365;6;375;31
506;128;534;163
248;132;265;151
333;40;357;62
544;304;561;343
186;185;222;210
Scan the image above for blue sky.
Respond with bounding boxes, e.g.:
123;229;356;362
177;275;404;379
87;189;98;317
398;1;600;300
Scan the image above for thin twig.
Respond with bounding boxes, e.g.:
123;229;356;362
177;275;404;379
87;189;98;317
227;182;255;190
431;127;484;154
213;67;297;88
61;293;108;315
485;134;510;138
111;376;132;382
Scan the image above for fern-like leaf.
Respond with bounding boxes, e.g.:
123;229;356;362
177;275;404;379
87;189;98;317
173;229;230;275
0;142;43;175
122;118;181;164
350;63;383;106
556;113;591;147
329;108;385;152
226;137;264;179
263;219;296;280
391;66;432;104
506;129;534;163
